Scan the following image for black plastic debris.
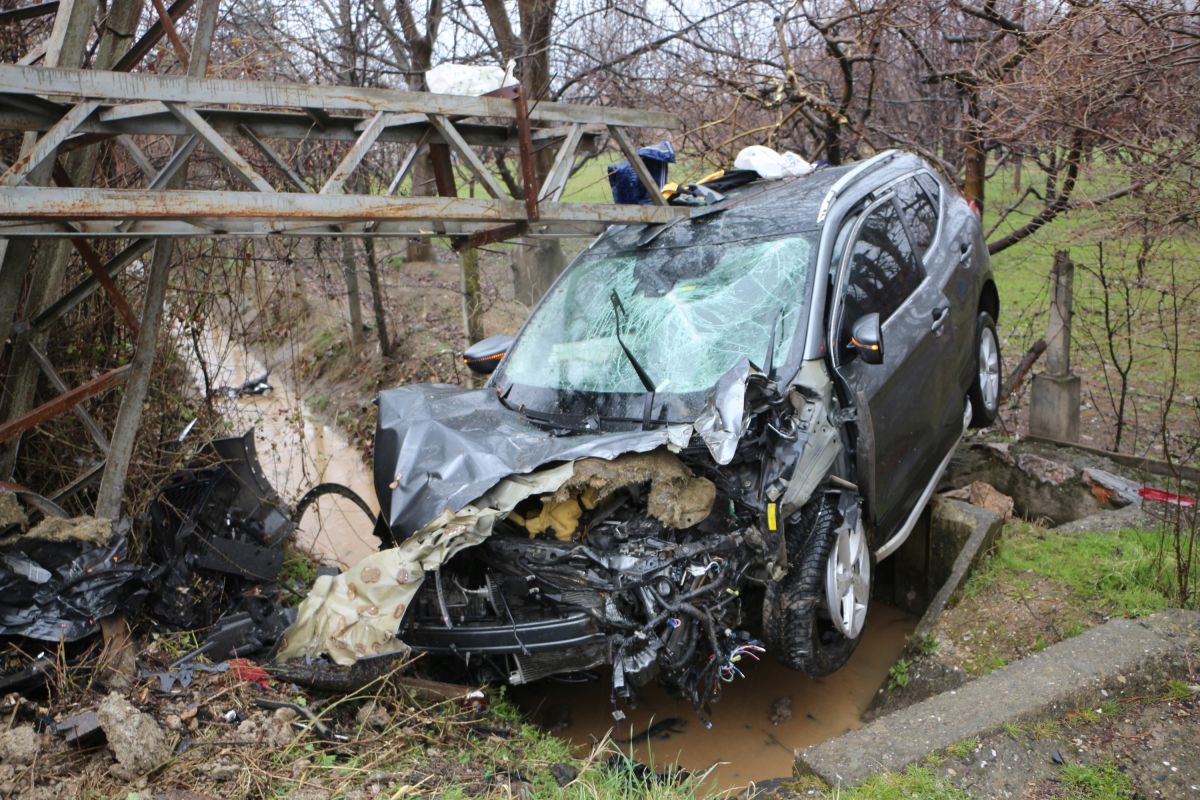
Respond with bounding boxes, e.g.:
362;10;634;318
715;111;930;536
54;710;102;744
0;517;152;643
145;431;295;631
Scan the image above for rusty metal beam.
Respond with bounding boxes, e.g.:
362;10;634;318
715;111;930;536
608;124;668;206
31;238;152;329
147;0;190;69
0;2;61;23
538;123;583;203
238;123;310;192
513;87;539;221
26;342;111;451
0;364;129;444
320;111;386;194
0;100;99;185
166;103;274;192
68;238;140;333
0;187;686;228
0;65;682;128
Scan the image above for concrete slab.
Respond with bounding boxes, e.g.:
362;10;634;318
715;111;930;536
796;609;1200;787
911;498;1004;644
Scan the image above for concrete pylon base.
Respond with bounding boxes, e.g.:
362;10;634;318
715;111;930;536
1029;372;1081;442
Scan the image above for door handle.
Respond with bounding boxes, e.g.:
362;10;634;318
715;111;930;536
959;241;972;265
931;306;949;334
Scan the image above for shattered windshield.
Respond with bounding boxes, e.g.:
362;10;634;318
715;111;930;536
497;231;816;413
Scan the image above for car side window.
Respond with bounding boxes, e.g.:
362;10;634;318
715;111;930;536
839;198;925;346
892;177;938;259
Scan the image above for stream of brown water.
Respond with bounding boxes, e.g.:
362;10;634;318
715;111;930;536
514;605;915;789
186;336;379;567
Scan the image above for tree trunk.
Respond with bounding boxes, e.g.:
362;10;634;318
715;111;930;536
364;238;391;357
512;241;565;306
406;159;436;262
507;0;566;306
340;237;365;350
460;247;485;348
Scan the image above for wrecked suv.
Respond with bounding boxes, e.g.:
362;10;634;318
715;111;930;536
281;150;1001;717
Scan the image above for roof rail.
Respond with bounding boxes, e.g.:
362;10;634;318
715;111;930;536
816;149;900;224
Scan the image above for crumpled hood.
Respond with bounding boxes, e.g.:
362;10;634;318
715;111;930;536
373;360;756;539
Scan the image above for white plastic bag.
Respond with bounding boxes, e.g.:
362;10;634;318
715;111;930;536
425;61;517;96
734;145;814;179
781;151;815;177
734;145;787;179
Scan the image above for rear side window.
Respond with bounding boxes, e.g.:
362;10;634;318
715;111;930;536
892;177;938;258
841;199;925;339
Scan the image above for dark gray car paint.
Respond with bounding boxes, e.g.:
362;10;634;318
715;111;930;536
374;153;994;548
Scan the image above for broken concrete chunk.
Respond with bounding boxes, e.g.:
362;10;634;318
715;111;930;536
1015;453;1077;486
97;691;172;779
0;724;38;765
943;480;1014;519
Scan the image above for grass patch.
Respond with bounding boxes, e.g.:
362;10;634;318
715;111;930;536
1165;679;1194;701
963;522;1175;618
943;738;979;761
836;765;970;800
1059;760;1135;800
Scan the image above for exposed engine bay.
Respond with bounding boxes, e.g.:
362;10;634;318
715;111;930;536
404;451;770;716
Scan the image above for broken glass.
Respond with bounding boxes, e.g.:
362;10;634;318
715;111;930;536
501;234;815;399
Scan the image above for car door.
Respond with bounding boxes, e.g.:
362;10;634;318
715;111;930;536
830;192;956;536
894;174;967;458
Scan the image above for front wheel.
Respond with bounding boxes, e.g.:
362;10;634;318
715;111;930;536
764;493;872;676
969;311;1002;428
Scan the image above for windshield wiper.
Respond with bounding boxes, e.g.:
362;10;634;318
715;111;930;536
609;290;657;430
761;308;782;381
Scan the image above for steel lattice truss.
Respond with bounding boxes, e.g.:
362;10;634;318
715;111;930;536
0;64;683;240
0;0;684;506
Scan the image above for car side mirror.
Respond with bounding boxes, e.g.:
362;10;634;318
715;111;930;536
463;334;514;374
850;314;884;365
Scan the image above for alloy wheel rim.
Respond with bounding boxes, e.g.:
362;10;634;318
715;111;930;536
824;519;870;639
980;328;1000;411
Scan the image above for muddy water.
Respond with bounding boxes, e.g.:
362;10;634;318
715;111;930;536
515;604;915;789
186;336;379;567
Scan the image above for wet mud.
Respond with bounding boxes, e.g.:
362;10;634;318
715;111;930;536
515;604;915;788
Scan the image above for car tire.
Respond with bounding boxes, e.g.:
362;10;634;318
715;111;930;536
764;493;871;676
968;311;1002;428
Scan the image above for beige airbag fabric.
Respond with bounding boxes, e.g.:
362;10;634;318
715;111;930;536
277;463;575;665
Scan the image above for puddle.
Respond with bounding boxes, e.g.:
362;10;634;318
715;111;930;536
184;334;379;567
514;604;915;789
